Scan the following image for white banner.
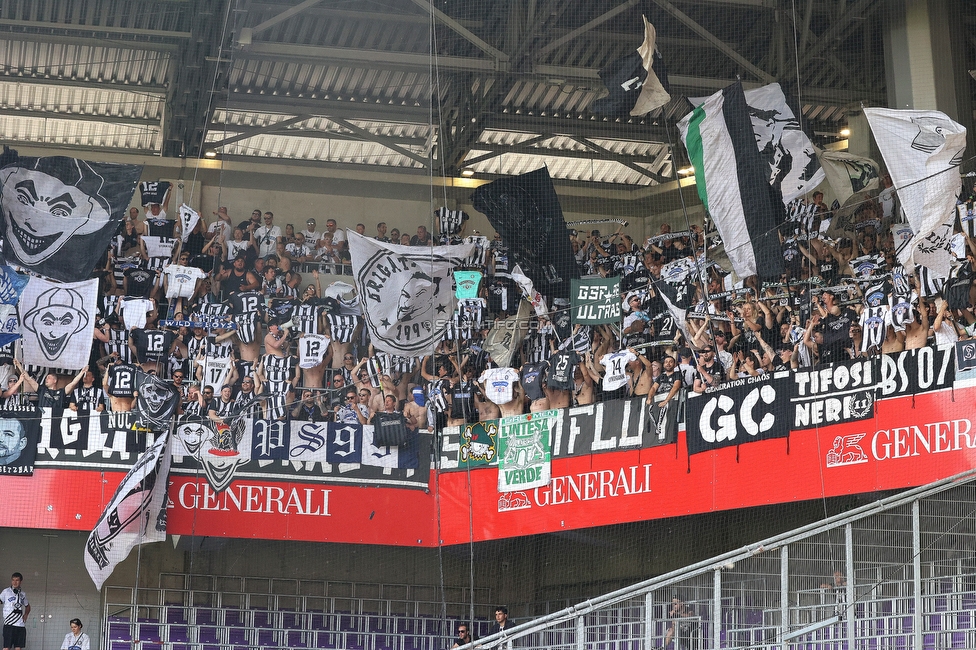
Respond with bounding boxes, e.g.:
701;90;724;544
18;276;98;370
864;107;966;274
818;149;881;206
348;230;473;356
85;430;171;590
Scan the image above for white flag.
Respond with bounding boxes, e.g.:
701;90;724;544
18;276;98;370
85;430;171;590
178;204;200;243
818;149;881;206
864;107;966;274
348;230;473;356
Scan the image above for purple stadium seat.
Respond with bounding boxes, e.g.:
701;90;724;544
168;626;189;643
166;607;188;624
108;623;132;640
283;611;303;629
952;632;967;648
316;631;338;648
199;626;221;644
258;629;279;647
196;609;217;625
138;623;161;642
255;610;276;628
225;607;247;627
109;643;132;650
311;613;333;630
288;630;310;647
229;627;250;645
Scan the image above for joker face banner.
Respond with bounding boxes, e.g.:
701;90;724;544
18;276;98;371
0;157;142;282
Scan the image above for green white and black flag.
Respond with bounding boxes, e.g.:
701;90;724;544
679;82;786;280
571;276;621;325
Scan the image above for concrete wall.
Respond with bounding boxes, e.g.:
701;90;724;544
0;492;868;650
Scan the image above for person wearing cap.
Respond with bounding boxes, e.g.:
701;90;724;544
676;348;697;389
301;219;322;247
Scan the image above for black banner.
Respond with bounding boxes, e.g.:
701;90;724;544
0;156;142;282
956;340;976;371
34;409;431;491
0;408;40;474
686;372;792;455
791;359;875;430
471;167;580;300
878;347;953;398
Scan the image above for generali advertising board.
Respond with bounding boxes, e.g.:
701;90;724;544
1;348;974;546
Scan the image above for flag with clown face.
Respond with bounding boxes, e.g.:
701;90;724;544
0;156;142;282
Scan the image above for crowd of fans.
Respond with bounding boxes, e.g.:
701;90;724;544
4;175;976;431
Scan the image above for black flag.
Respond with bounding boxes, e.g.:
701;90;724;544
471;167;580;300
0;156;142;282
139;180;171;206
591;16;671;117
133;370;180;432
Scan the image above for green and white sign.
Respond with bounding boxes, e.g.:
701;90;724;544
497;410;557;492
571;276;621;324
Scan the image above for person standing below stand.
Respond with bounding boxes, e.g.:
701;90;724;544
60;618;90;650
489;606;515;637
662;596;697;650
453;623;473;648
1;572;30;650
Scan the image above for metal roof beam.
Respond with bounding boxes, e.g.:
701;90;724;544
0;19;190;40
209;124;429;145
246;3;485;29
241;42;500;72
208;114;312;147
467;140;665;166
239;0;325;44
220;93;432;123
570;136;669;184
536;0;641;59
0;30;180;52
461;134;551;166
793;0;879;75
323;116;430;167
481;114;669;142
408;0;509;62
652;0;776;83
0;74;168;95
0;109;160;126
